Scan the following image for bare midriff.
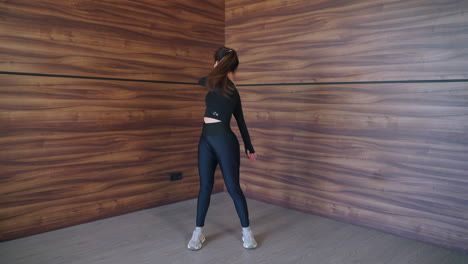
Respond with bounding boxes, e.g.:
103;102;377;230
204;117;222;123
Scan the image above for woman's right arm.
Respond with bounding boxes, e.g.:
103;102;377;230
233;90;255;155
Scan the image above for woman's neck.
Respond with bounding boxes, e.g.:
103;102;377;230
227;72;235;83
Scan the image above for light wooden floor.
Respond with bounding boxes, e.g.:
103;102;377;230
1;193;467;264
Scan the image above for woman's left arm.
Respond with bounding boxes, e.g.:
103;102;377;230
198;77;207;87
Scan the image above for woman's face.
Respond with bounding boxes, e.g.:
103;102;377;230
214;60;219;68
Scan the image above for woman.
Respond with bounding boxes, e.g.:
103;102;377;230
187;47;258;250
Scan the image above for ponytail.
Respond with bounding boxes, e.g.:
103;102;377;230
206;47;239;97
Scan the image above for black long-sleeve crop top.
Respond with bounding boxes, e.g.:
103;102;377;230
199;77;255;154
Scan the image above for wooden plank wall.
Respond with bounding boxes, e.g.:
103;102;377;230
0;0;224;241
226;0;468;252
227;0;468;84
0;0;224;82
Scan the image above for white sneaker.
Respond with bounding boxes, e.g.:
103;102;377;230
242;229;258;249
187;229;205;251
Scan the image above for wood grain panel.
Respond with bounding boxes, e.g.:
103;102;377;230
234;82;468;252
0;0;224;82
226;0;468;84
0;75;221;241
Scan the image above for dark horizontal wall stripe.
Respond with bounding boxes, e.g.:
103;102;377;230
0;0;223;82
3;71;467;86
0;75;223;242
0;71;198;85
237;79;468;86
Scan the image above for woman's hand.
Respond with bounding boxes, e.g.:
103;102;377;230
246;150;257;161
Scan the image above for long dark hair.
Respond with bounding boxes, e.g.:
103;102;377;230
206;47;239;97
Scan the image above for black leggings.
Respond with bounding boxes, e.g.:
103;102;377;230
196;122;250;227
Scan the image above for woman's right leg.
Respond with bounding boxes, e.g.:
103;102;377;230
196;135;218;227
